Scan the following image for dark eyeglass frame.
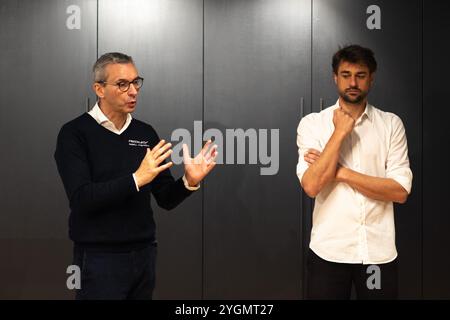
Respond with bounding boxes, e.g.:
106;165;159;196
97;76;144;92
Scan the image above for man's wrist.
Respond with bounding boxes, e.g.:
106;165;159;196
335;166;349;183
183;175;200;191
133;172;145;190
332;129;348;142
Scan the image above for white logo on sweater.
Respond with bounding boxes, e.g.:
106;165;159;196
128;139;149;147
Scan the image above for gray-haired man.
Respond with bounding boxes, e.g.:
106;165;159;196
55;52;217;299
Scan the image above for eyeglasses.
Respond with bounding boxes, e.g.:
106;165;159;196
98;77;144;92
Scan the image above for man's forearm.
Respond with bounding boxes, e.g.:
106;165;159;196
336;167;408;203
301;131;345;197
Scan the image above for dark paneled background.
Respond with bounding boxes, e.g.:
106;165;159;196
0;0;448;299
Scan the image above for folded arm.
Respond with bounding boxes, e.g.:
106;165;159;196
335;166;408;203
301;132;345;197
298;108;355;198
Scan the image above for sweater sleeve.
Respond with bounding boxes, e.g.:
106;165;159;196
148;127;194;210
150;168;194;210
54;124;137;213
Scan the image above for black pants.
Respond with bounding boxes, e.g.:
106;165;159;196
73;243;157;300
306;249;398;300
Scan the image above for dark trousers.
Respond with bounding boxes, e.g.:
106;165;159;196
306;249;398;300
73;243;157;300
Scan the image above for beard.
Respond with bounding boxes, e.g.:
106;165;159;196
340;88;368;104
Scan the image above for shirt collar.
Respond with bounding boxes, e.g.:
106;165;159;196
88;102;110;125
333;99;373;123
88;102;133;133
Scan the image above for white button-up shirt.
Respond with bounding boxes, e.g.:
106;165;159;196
296;100;413;264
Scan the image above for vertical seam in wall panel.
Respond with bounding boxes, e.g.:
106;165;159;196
96;0;99;59
302;0;314;299
201;0;205;301
420;0;424;299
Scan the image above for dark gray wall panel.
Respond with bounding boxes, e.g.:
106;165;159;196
312;0;422;298
98;0;203;299
204;0;311;299
0;0;96;299
423;0;450;299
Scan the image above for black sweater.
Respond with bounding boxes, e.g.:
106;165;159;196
54;113;193;250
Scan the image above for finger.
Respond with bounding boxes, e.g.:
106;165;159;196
182;144;192;165
153;142;172;158
211;147;218;159
304;153;316;163
206;150;219;164
337;107;349;116
205;161;217;174
150;139;166;156
204;144;218;161
156;161;173;173
201;140;213;156
304;156;313;164
156;149;173;165
307;148;321;156
340;108;352;117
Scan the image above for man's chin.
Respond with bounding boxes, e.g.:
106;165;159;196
125;103;137;111
342;94;364;105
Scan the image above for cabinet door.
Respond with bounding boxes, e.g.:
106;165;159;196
0;0;96;299
423;0;450;299
98;0;203;299
204;0;311;299
312;0;422;298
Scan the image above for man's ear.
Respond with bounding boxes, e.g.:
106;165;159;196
333;72;338;85
93;83;104;99
369;72;375;86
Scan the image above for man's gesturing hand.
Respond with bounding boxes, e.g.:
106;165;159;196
134;140;173;188
183;140;218;187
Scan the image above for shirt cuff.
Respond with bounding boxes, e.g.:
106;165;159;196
296;161;308;187
389;174;412;194
132;173;140;192
182;174;200;191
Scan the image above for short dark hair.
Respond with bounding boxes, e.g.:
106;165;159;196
93;52;134;82
332;45;377;74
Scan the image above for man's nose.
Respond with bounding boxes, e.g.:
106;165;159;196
128;83;138;96
350;76;357;87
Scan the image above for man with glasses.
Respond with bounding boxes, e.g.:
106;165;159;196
55;52;217;299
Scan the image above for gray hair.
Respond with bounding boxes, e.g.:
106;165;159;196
93;52;134;82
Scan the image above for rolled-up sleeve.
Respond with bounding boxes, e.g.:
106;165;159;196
385;115;413;194
296;115;322;186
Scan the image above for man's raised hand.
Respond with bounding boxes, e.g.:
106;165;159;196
134;140;173;188
183;140;218;187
